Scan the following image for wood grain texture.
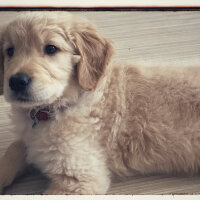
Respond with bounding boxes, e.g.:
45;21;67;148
0;11;200;195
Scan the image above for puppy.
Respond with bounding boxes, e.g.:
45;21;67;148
0;11;200;194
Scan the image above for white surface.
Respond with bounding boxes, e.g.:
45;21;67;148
0;0;200;7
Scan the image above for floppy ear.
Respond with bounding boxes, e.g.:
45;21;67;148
72;24;114;91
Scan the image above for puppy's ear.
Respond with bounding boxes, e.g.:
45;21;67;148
72;24;114;91
0;36;4;95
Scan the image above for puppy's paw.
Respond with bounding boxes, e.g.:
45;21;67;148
43;188;66;195
43;188;78;195
43;178;109;195
43;187;95;195
43;183;78;195
0;141;27;193
0;158;15;192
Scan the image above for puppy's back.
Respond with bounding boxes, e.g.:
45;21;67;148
102;63;200;176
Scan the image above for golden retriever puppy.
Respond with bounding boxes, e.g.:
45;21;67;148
0;11;200;194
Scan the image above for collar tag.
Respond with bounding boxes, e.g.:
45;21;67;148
32;118;39;129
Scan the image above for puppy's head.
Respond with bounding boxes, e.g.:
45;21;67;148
0;12;113;107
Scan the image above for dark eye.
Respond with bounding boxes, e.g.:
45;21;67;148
6;47;14;57
44;45;58;55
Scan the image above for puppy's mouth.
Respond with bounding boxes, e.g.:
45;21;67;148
7;73;35;104
15;94;32;102
7;74;49;107
7;89;58;108
6;74;63;108
10;91;35;103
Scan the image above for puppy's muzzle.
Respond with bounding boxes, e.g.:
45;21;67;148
9;73;31;94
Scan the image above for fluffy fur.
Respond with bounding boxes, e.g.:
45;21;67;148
0;11;200;194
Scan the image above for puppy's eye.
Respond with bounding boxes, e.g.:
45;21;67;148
44;45;58;55
6;47;14;57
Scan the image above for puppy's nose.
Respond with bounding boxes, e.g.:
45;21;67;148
9;73;31;93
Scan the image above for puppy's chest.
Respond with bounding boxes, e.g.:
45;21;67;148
20;111;102;169
22;119;65;163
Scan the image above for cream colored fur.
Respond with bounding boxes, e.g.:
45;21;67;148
0;11;200;194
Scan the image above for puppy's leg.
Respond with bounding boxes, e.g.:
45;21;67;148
44;169;110;195
43;144;110;195
0;140;27;192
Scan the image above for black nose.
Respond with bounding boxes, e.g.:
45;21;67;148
9;73;31;93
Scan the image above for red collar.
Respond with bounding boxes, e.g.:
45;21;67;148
30;107;53;128
29;102;74;128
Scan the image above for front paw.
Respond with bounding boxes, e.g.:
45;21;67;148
43;175;110;195
43;188;68;195
0;158;15;193
43;188;83;195
43;187;100;195
43;183;81;195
